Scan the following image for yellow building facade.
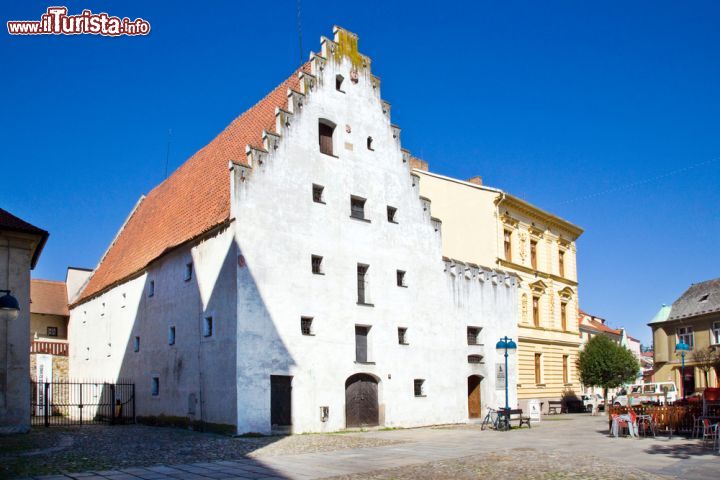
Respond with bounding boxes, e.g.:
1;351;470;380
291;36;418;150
416;168;584;410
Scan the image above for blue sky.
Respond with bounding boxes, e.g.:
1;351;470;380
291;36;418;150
2;1;719;345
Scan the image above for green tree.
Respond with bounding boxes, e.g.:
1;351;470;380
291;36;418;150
578;335;640;407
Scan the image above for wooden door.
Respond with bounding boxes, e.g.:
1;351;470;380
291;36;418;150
345;374;379;427
468;375;482;418
270;375;292;427
319;122;334;155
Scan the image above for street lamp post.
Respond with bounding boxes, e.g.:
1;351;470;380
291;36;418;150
675;340;690;401
496;336;517;411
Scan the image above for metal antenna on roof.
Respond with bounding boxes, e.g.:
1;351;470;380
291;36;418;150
164;128;172;179
296;0;304;66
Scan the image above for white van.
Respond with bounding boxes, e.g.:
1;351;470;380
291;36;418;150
613;382;678;406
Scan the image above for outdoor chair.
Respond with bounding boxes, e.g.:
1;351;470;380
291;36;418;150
637;413;657;438
700;419;718;448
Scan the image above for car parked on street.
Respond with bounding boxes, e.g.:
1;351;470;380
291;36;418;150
581;394;605;412
612;382;678;406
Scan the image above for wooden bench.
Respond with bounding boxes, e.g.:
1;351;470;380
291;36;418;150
548;400;563;414
504;409;532;428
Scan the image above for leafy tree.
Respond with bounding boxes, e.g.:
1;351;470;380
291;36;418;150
691;347;720;387
578;335;639;406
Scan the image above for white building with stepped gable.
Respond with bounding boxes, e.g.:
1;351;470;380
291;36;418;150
69;26;518;434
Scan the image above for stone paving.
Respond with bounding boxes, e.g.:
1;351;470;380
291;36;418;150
6;415;720;480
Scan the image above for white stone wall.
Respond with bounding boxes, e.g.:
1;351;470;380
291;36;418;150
229;44;518;433
70;33;519;434
69;226;237;427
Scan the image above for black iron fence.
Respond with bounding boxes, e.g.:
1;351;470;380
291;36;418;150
31;381;135;427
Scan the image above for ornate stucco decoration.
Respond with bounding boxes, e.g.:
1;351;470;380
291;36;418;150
528;224;544;239
558;286;574;301
518;232;527;262
521;293;528;323
529;279;548;295
500;212;519;229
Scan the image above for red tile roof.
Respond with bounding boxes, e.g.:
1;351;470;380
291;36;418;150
31;279;69;316
0;208;49;268
76;64;310;304
581;317;621;335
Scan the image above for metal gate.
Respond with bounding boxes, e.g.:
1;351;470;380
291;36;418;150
31;381;135;427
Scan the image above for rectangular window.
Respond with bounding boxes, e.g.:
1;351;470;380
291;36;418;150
319;122;334;156
396;270;406;287
504;230;512;261
148;280;155;297
533;296;540;327
350;196;366;220
151;377;159;396
530;240;538;269
387;206;397;223
203;316;213;338
398;327;408;345
414;379;425;397
676;326;694;348
560;302;568;331
534;353;542;384
563;355;569;384
134;336;140;352
301;317;314;336
357;264;369;304
312;184;325;203
168;326;176;345
355;325;369;362
311;255;323;275
559;250;566;277
467;327;481;345
713;322;720;345
46;326;58;337
185;262;193;282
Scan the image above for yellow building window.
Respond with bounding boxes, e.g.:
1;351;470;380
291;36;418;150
561;302;568;331
532;296;540;327
534;353;542;384
559;249;566;277
504;230;512;261
563;355;569;384
530;240;538;269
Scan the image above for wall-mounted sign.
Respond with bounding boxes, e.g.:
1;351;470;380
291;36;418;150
496;363;506;390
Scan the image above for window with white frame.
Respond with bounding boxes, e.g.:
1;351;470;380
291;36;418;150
712;322;720;345
677;326;694;349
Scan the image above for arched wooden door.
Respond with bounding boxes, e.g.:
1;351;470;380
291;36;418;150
345;374;379;427
468;375;482;418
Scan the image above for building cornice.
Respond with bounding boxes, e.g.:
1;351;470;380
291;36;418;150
496;194;583;238
497;259;579;287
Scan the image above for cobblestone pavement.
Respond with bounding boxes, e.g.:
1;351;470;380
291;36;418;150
3;415;718;480
0;425;401;478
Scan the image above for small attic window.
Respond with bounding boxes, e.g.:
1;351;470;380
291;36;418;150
336;74;344;92
699;294;710;302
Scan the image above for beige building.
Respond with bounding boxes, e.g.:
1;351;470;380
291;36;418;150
415;164;584;410
650;278;720;396
0;208;48;433
29;279;70;381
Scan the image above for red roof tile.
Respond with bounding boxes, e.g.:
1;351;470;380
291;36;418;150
76;65;310;304
31;279;69;316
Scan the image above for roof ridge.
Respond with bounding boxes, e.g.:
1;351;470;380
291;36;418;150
31;279;66;284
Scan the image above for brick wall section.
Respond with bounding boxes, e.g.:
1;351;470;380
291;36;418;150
30;353;69;381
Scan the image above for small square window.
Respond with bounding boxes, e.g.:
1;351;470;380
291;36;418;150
148;280;155;297
46;326;58;337
301;317;314;336
350;196;366;220
387;206;397;223
133;336;140;352
151;377;159;396
335;74;344;92
168;326;176;345
398;327;408;345
311;255;324;275
414;379;425;397
312;184;325;203
185;262;193;282
467;327;481;345
468;354;483;364
396;270;407;287
203;316;213;337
